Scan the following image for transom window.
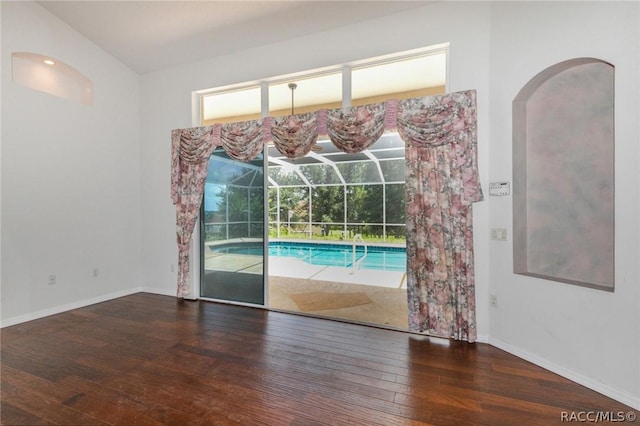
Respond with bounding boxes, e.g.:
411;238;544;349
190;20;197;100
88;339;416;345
199;44;448;125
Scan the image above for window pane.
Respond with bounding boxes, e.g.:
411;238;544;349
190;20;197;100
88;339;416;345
202;149;264;305
249;188;264;238
311;186;344;224
231;170;259;186
277;187;308;222
227;186;249;222
347;185;383;223
336;161;381;183
385;184;406;224
207;154;254;184
227;224;247;239
352;52;446;105
347;224;384;240
269;72;342;117
268;166;306;186
202;86;261;124
369;132;405;150
379;159;406;183
386;225;406;240
300;164;341;185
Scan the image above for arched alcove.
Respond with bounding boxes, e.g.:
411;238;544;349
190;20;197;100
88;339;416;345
513;58;614;291
11;52;93;106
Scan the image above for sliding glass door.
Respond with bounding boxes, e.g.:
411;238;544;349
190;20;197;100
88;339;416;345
200;148;265;305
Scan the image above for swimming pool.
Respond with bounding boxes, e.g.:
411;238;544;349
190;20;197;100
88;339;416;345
212;241;406;272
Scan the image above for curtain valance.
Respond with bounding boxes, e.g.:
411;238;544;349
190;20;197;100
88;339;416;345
171;91;475;160
398;92;483;206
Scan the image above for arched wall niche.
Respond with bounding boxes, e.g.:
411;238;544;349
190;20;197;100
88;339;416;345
512;57;614;291
11;52;93;106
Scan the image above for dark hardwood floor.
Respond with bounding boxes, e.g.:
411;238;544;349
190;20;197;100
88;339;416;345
1;293;635;425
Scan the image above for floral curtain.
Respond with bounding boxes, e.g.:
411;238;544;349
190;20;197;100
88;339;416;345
171;119;267;297
171;126;219;297
326;103;386;153
399;91;482;342
271;113;318;158
171;90;482;341
221;120;266;161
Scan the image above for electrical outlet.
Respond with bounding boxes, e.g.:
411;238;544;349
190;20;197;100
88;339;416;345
48;274;56;285
490;294;498;308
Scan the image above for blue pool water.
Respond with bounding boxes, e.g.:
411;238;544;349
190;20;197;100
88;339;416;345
213;241;406;272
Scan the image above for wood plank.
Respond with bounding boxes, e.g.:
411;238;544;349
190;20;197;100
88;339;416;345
1;292;635;425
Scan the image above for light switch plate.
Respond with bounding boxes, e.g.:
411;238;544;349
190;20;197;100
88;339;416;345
489;181;510;196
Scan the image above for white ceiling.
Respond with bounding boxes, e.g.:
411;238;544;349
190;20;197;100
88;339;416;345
39;1;432;74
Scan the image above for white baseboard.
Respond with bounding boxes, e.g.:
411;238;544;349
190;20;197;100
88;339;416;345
488;337;640;410
1;287;181;328
476;333;489;343
0;287;145;328
140;287;177;297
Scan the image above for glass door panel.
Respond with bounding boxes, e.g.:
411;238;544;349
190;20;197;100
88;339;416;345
201;148;265;305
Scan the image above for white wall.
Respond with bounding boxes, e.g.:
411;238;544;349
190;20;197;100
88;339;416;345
139;1;492;330
1;2;142;324
488;2;640;408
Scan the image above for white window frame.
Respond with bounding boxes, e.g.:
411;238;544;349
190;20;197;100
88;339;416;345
196;43;449;124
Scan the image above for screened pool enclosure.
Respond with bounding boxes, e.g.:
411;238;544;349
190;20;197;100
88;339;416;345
203;132;406;245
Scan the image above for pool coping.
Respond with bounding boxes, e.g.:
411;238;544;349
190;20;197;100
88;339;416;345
206;237;406;250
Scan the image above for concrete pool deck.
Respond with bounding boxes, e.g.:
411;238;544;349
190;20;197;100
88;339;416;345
204;251;408;329
268;275;408;329
270;257;406;288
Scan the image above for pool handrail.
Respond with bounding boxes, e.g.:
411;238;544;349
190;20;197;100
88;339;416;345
351;234;368;274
